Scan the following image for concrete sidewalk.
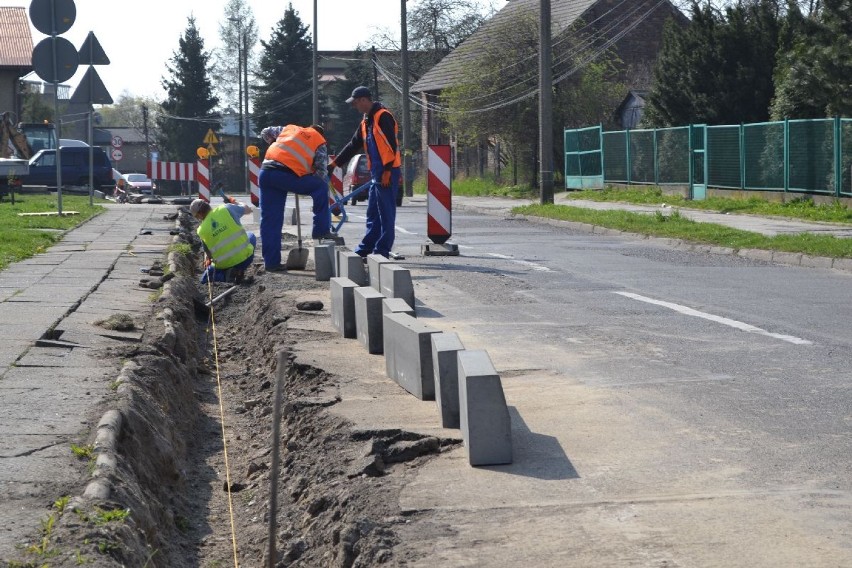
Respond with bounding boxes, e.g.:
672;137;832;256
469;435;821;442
0;203;176;557
452;194;852;238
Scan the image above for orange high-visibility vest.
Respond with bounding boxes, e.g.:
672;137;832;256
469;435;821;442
360;108;401;170
264;125;326;176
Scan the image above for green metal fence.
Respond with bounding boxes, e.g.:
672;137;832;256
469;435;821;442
564;118;852;198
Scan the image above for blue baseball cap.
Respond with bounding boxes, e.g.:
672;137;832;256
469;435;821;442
346;86;372;104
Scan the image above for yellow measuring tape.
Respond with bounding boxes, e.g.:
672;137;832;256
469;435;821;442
205;272;241;568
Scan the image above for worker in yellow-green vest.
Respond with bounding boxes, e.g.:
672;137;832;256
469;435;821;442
190;198;256;284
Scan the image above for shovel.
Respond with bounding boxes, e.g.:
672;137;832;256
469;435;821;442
285;194;309;270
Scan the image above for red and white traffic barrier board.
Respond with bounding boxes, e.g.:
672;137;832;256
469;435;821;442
329;163;344;207
196;159;210;202
248;157;260;206
427;145;452;244
147;160;196;182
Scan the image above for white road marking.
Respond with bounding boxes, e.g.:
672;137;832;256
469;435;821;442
487;253;551;272
396;226;417;235
614;292;812;345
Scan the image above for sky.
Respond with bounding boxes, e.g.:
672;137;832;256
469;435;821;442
3;0;506;102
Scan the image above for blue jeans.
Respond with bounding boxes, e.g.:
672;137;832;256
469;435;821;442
259;168;330;268
201;232;256;283
355;169;399;258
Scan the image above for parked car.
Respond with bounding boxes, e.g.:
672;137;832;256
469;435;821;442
24;147;112;190
123;173;154;195
340;154;403;206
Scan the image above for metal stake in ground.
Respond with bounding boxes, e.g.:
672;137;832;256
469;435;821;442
268;351;286;567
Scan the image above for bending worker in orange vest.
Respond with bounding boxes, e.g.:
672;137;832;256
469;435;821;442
329;86;400;259
259;124;335;272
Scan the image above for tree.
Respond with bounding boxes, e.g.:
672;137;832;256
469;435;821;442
771;0;852;119
97;91;160;129
643;1;786;127
157;16;220;163
213;0;258;114
253;3;321;129
19;83;54;123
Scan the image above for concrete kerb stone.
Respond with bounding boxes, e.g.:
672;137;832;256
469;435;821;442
382;297;415;317
379;263;415;309
338;250;369;285
382;312;441;400
367;254;390;291
354;286;386;353
431;332;465;429
457;350;513;466
315;243;337;281
330;277;359;338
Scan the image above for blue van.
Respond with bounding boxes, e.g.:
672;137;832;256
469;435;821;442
24;147;113;190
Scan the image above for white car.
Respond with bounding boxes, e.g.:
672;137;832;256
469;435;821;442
123;173;154;194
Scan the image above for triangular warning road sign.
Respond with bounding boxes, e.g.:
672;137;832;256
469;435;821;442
204;129;219;144
78;32;110;65
206;143;218;156
70;67;113;104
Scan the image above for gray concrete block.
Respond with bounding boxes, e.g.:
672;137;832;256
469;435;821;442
382;297;415;317
367;254;390;290
354;286;386;354
431;332;465;429
338;250;368;285
314;244;336;281
330;277;358;338
458;350;512;466
383;312;440;400
379;263;415;309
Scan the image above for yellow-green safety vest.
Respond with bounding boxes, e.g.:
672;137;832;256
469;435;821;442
196;206;253;269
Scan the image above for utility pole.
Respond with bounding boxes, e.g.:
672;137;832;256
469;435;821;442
230;16;246;194
401;0;412;196
142;104;149;163
243;32;250;193
371;46;380;100
312;0;319;124
539;0;554;204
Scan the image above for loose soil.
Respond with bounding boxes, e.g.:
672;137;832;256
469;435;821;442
5;211;458;567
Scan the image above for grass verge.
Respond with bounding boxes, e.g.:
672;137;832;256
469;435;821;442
412;176;536;198
513;204;852;259
0;194;106;271
567;186;852;224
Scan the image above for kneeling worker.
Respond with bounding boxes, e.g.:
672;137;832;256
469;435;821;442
190;198;256;284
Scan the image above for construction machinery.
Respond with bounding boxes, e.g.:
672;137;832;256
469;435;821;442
0;112;56;196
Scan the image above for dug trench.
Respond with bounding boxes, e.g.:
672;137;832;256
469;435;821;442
9;208;462;567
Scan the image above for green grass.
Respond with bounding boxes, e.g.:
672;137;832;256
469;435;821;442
567;186;852;224
0;194;106;271
412;176;536;198
513;205;852;259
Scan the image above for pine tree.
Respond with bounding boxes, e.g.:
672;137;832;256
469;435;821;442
252;3;321;129
157;16;220;162
771;0;852;119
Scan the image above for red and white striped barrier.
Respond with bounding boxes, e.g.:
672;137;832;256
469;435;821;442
248;158;260;206
196;159;210;202
147;160;195;182
427;145;452;244
329;164;344;212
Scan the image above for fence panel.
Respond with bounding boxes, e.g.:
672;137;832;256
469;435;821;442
629;129;656;184
743;122;784;191
656;127;689;184
603;131;627;182
842;119;852;197
564;126;603;189
787;119;835;194
707;125;741;189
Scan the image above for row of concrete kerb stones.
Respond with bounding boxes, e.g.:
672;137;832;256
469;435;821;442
314;243;512;467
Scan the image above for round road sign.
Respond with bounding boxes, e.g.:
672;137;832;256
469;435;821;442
110;148;123;162
111;135;123;148
29;0;76;35
32;36;79;83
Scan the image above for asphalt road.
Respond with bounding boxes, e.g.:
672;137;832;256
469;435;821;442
335;197;852;565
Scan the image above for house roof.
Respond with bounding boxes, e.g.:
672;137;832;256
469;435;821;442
0;7;33;69
412;0;599;93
